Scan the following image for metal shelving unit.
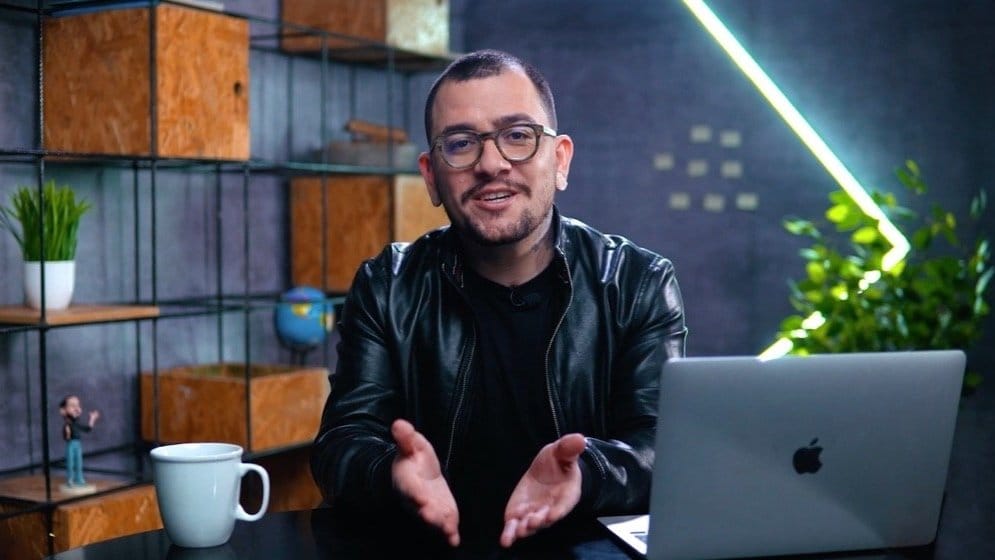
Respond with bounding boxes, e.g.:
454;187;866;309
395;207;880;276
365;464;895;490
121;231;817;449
0;0;451;556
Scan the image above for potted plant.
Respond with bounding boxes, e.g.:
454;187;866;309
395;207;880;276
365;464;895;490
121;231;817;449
0;179;92;310
773;161;992;392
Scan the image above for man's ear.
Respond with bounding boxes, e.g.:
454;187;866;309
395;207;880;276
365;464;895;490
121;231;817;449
554;134;574;192
418;151;442;206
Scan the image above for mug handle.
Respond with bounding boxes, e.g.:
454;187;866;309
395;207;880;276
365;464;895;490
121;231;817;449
235;463;270;522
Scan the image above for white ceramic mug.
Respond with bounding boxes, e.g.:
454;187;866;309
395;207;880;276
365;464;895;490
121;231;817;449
150;443;270;548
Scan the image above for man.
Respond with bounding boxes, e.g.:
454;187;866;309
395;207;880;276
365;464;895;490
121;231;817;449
311;50;687;549
59;394;99;487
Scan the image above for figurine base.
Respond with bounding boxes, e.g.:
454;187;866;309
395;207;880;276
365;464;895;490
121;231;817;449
59;483;97;496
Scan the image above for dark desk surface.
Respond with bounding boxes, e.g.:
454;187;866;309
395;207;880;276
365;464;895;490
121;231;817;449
47;508;936;560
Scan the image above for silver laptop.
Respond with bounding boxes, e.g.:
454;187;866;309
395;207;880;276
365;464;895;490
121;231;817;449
601;350;965;560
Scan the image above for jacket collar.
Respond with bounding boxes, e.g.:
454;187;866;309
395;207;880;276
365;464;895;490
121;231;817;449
439;206;570;289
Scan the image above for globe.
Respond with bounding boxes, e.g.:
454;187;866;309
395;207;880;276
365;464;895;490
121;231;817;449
274;286;333;352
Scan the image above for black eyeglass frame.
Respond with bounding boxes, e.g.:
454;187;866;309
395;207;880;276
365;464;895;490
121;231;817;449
430;123;558;170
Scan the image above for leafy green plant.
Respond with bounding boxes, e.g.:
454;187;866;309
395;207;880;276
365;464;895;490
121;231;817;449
0;180;91;261
774;161;992;391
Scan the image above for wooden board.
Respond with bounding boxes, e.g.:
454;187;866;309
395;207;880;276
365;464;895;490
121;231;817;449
243;447;323;514
55;484;162;552
0;479;161;559
290;175;391;293
281;0;449;56
43;7;149;157
140;363;330;452
0;304;160;326
0;502;47;560
384;0;450;56
290;174;448;292
156;4;249;159
43;4;249;159
392;174;448;242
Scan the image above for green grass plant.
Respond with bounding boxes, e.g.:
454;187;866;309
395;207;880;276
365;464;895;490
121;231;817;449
1;180;91;261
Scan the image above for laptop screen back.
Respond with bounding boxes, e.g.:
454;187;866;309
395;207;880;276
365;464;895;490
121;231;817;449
644;350;964;560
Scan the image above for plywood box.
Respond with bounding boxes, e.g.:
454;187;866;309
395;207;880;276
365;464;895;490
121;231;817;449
0;481;162;559
140;363;330;452
243;446;323;513
281;0;449;55
393;174;449;242
290;174;449;293
43;4;249;159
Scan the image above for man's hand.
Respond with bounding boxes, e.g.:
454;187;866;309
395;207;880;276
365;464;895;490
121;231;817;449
500;433;586;548
391;419;460;547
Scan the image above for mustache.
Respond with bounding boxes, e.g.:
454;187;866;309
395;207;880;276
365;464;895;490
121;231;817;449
461;179;530;205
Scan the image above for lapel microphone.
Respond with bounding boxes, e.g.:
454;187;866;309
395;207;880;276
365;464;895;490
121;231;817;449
509;288;542;309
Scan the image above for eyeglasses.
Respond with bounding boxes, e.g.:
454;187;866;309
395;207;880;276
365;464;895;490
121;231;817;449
431;123;557;169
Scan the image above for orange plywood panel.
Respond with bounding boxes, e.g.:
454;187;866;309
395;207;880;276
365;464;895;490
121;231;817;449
290;175;391;293
392;174;448;242
281;0;449;55
0;481;162;558
55;485;163;552
244;447;323;514
141;363;330;453
43;5;248;159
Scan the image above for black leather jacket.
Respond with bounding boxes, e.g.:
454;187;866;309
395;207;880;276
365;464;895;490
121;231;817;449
311;209;687;517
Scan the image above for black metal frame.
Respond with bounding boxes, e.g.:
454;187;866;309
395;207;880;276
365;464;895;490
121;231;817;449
0;0;451;555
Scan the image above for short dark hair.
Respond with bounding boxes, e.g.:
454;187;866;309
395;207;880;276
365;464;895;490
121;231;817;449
423;49;557;143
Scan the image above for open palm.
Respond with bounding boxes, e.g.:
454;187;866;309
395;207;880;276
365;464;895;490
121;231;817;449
391;419;461;547
500;433;586;548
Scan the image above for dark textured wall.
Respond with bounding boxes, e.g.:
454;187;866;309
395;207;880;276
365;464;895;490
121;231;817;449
460;0;995;365
457;0;995;554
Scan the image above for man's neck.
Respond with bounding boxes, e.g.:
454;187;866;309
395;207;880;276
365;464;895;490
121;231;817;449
461;216;556;287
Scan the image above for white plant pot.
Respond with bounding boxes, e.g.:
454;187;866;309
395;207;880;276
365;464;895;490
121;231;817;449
24;260;76;310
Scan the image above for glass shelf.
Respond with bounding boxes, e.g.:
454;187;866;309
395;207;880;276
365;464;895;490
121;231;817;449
0;473;144;509
249;40;455;73
0;149;423;176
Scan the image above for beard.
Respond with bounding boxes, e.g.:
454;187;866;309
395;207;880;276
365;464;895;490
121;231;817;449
439;173;556;247
464;211;541;246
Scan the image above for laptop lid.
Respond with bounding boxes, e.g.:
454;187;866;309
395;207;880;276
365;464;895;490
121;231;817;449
603;350;965;560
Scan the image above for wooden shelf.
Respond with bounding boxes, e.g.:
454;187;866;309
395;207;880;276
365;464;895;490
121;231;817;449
0;304;160;326
0;476;161;559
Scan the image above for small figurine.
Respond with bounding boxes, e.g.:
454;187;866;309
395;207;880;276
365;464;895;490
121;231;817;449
59;394;99;493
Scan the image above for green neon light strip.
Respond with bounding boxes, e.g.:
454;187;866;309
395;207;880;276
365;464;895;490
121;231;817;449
680;0;911;358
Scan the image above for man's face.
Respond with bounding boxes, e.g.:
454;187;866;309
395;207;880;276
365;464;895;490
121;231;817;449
63;397;81;419
419;68;573;248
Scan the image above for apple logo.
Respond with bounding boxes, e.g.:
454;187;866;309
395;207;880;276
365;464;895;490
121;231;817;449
792;438;823;474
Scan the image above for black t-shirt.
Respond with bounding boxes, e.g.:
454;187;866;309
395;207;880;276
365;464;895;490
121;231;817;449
449;262;561;544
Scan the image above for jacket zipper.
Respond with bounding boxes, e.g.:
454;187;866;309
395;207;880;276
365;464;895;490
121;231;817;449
544;253;573;438
544;255;608;480
443;257;474;474
443;323;475;474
